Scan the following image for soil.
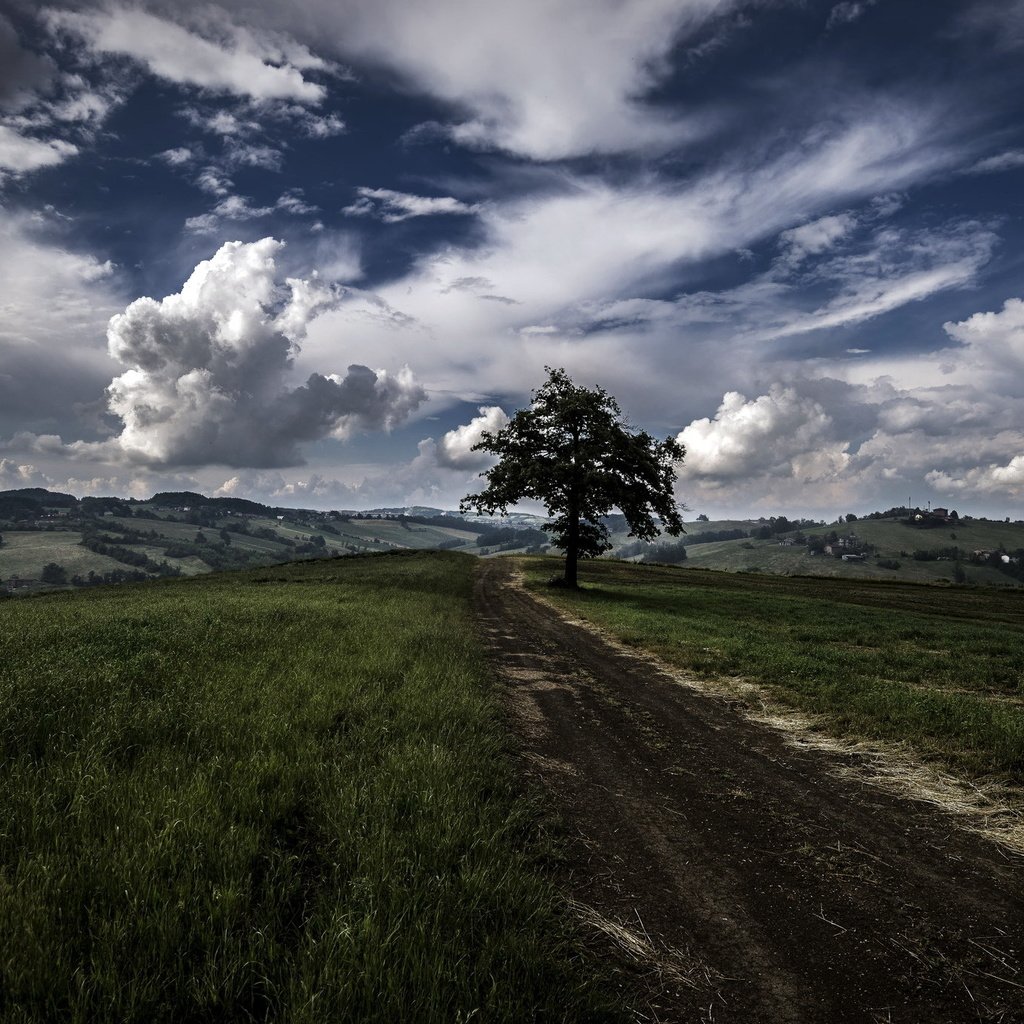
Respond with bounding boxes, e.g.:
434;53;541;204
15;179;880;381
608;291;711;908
473;559;1024;1024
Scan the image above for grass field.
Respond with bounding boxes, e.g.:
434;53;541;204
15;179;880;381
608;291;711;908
680;537;1016;585
0;531;130;580
522;557;1024;781
0;552;621;1023
822;517;1024;552
609;516;1024;586
329;519;475;551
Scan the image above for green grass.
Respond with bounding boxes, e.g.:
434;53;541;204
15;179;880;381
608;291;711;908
133;544;209;575
0;531;130;580
0;551;621;1023
522;558;1024;781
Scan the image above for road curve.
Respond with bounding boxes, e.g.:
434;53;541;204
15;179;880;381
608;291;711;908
474;558;1024;1024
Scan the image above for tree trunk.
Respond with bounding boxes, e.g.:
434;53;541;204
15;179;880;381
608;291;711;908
564;439;581;588
564;544;579;588
564;504;580;588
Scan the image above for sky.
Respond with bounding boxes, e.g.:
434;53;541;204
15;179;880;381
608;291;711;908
1;0;1023;520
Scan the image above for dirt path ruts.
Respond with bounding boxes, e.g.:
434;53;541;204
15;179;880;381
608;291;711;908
474;560;1024;1023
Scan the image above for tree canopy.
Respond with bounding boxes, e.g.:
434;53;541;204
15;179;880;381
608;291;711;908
460;367;685;586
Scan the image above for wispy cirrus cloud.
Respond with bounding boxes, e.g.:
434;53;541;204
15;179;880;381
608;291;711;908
343;187;480;223
293;96;981;439
0;123;76;172
184;188;319;232
751;221;997;341
967;150;1024;175
826;1;877;29
44;6;329;104
302;0;744;159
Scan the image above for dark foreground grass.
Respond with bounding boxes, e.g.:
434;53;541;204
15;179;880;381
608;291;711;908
0;551;621;1024
523;558;1024;781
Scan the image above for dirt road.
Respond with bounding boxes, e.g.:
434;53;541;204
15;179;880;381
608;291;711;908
474;560;1024;1023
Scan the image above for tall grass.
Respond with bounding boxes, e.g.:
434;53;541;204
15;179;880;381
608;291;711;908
0;552;620;1023
523;559;1024;780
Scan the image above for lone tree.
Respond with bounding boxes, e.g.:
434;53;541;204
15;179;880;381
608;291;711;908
461;367;686;587
41;562;68;585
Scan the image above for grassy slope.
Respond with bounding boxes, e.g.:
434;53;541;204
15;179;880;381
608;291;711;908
0;531;130;579
331;520;476;551
143;513;479;556
0;552;620;1024
2;512;491;589
1;517;353;585
522;557;1024;781
829;517;1024;552
652;518;1024;585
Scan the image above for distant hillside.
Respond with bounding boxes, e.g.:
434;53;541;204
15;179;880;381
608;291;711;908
608;514;1024;587
0;488;551;593
0;488;78;517
149;491;272;515
4;489;1022;590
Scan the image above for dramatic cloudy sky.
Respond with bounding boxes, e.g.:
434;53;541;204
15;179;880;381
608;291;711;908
2;0;1023;517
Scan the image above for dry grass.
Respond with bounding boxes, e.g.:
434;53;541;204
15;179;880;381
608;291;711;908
566;898;720;993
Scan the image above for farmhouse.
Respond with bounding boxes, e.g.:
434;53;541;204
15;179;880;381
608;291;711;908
910;507;959;526
1;575;34;593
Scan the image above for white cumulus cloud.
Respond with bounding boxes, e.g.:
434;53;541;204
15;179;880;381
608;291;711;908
927;456;1024;497
944;296;1024;379
104;237;425;467
0;458;49;489
677;386;849;483
437;405;509;469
